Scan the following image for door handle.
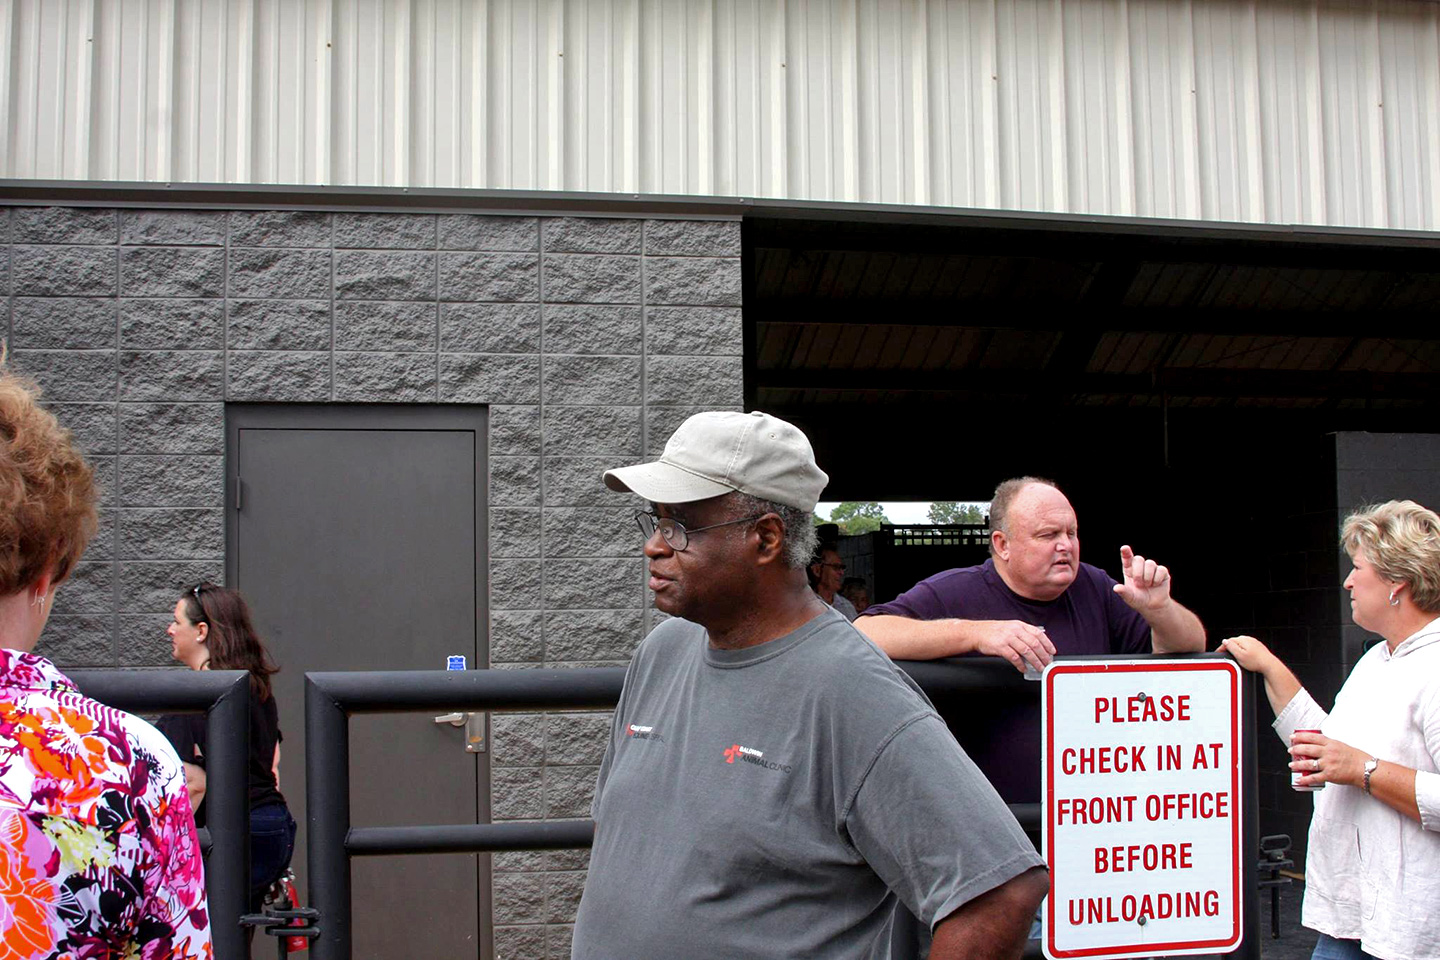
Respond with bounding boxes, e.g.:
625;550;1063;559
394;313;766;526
433;712;486;752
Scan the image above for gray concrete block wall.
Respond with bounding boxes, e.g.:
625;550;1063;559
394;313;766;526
2;205;742;958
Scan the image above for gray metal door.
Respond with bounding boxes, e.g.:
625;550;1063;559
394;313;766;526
227;405;490;960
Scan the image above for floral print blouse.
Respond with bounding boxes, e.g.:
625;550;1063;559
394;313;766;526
0;647;212;958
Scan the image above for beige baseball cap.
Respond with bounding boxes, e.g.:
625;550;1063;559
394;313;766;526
603;411;829;511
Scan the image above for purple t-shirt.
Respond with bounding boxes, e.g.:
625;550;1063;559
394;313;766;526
863;558;1152;802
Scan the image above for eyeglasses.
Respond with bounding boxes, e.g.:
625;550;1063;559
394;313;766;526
635;511;766;552
819;562;846;571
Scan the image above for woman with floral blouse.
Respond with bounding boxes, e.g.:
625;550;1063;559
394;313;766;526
0;365;211;958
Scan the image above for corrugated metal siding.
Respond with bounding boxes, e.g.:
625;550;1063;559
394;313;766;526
3;0;1439;229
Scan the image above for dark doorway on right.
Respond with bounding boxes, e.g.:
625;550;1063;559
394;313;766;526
743;207;1440;868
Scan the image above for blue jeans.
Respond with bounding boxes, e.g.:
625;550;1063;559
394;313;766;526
1312;933;1378;960
249;801;297;907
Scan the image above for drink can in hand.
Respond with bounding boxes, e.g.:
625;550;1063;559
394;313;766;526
1292;728;1325;791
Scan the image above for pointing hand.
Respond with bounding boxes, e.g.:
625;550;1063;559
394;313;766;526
1112;545;1172;613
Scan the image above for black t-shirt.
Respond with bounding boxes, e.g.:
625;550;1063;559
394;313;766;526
157;690;286;826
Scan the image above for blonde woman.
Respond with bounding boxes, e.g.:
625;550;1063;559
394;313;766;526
1222;500;1440;960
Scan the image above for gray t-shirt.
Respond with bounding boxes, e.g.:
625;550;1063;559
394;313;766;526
572;607;1043;960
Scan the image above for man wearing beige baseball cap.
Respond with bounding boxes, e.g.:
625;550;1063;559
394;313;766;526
570;411;1047;960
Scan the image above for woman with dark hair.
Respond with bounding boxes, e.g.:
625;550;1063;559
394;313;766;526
0;366;210;955
158;582;295;923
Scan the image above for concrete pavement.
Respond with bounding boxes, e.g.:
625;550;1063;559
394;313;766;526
1258;875;1314;960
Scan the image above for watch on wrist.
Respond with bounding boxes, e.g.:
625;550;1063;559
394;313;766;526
1363;757;1379;794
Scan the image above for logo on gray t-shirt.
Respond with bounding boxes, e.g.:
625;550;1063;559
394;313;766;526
722;742;792;773
625;723;664;742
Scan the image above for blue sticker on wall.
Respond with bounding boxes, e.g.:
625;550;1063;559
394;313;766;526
446;655;467;671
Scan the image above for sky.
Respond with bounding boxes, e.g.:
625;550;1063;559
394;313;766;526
813;501;988;524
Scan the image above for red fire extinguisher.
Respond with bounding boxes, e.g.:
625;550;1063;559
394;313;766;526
265;870;311;953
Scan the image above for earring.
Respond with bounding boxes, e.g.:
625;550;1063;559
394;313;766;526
32;591;45;607
1389;590;1402;607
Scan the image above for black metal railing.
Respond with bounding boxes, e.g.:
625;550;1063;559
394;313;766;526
303;654;1260;960
70;669;251;960
304;667;625;960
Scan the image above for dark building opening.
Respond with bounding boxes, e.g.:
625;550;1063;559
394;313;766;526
743;205;1440;863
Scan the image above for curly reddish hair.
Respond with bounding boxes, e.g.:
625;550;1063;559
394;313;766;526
0;367;98;595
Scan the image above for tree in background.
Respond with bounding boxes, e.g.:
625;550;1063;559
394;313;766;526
927;501;987;525
825;501;891;536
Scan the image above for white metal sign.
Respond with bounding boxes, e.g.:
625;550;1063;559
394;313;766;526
1042;660;1243;959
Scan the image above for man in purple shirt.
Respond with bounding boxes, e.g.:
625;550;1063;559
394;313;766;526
855;476;1206;801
